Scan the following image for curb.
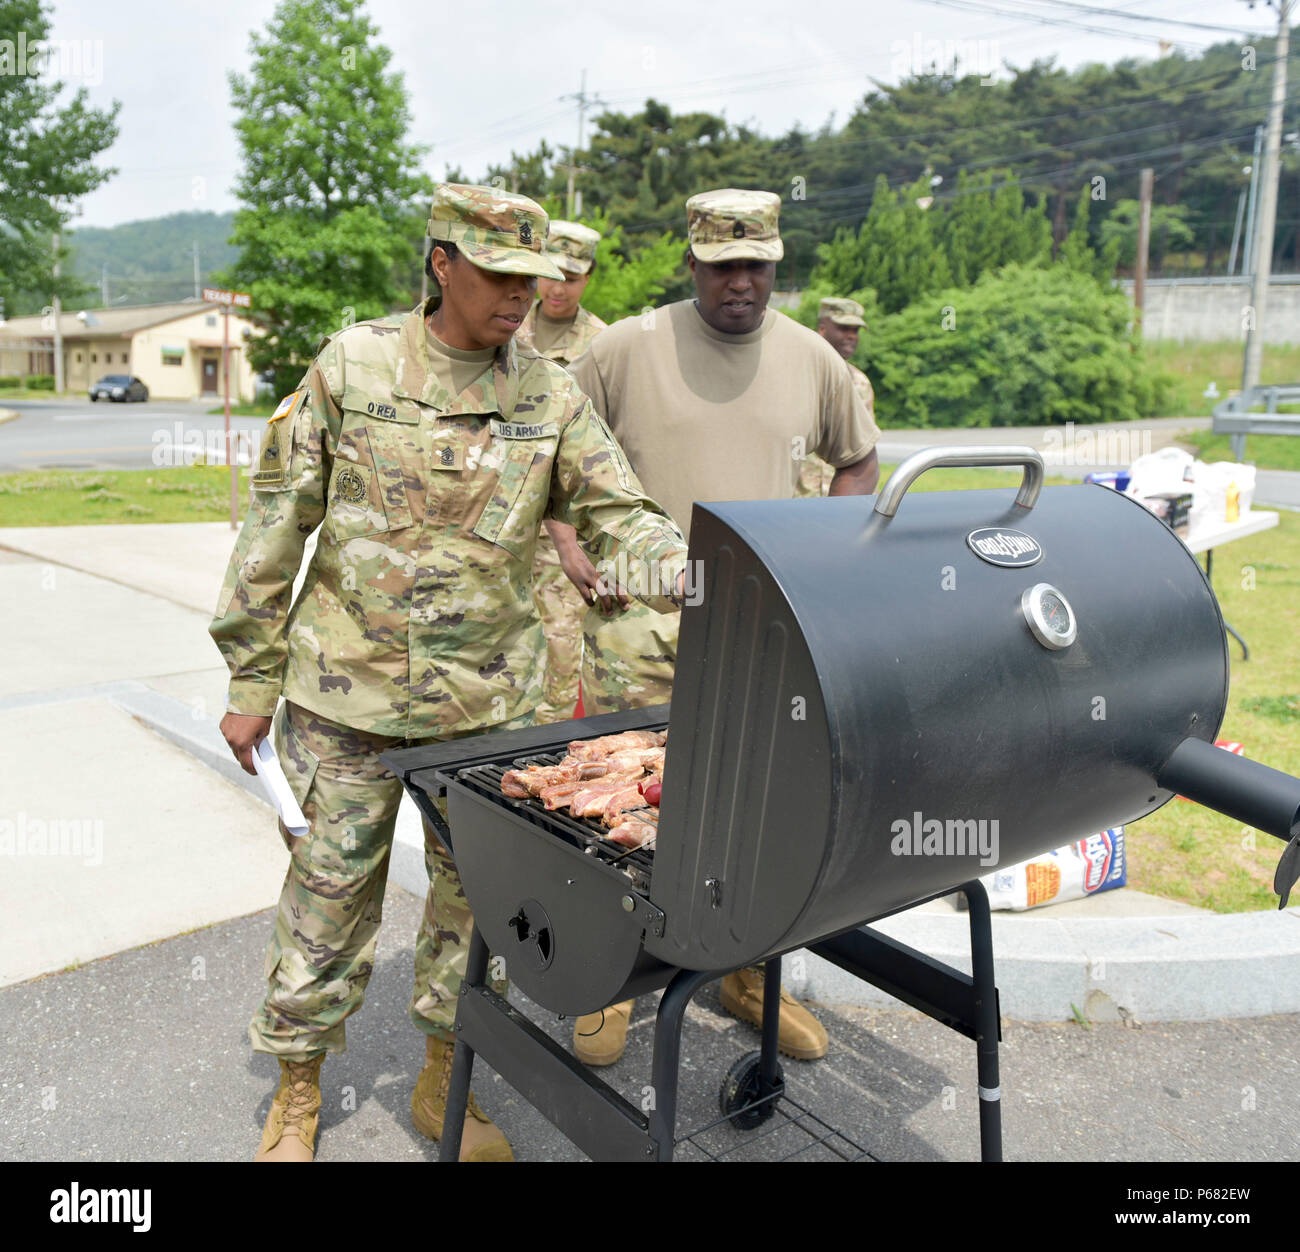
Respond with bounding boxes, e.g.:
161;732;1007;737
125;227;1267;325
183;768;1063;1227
97;683;1300;1026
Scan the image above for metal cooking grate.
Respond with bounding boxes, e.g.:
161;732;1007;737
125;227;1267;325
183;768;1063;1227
456;752;657;891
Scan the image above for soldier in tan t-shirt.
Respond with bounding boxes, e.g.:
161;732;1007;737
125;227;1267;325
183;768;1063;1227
549;187;880;1069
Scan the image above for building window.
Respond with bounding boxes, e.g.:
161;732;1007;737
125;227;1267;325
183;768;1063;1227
75;352;82;363
161;348;183;366
91;352;97;363
121;353;128;364
206;315;217;327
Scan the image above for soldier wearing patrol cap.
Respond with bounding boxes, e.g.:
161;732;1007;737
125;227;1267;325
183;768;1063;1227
514;220;610;723
211;183;687;1163
548;188;882;1068
796;296;879;497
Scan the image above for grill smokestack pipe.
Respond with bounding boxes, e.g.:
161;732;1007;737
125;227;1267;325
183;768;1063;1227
1157;737;1300;846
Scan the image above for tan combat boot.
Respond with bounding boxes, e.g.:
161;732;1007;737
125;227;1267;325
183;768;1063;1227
572;999;635;1066
720;967;829;1060
411;1035;513;1162
254;1054;324;1162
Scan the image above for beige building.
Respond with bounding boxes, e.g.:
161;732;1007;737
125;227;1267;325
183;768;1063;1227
0;300;261;401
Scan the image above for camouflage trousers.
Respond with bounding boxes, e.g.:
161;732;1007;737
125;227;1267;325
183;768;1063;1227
532;533;587;724
580;598;678;714
249;700;524;1059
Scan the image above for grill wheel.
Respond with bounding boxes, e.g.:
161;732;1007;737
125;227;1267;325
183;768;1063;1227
719;1051;784;1130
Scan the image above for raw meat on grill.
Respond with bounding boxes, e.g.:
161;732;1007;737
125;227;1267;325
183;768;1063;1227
565;729;667;761
499;731;667;845
608;809;659;849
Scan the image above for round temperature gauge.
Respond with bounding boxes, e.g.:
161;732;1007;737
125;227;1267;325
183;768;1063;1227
1021;583;1077;650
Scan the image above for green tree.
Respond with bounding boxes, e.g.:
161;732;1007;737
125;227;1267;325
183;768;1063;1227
1099;199;1196;271
864;264;1168;427
1058;186;1120;283
941;170;1052;286
811;174;951;314
220;0;432;394
0;0;119;315
577;208;684;324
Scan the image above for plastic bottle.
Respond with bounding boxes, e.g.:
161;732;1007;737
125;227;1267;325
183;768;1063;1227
1226;480;1240;523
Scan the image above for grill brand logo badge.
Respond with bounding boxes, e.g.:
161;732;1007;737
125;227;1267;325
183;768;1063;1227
966;527;1042;568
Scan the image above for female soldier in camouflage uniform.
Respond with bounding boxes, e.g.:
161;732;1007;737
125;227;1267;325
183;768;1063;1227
212;185;686;1162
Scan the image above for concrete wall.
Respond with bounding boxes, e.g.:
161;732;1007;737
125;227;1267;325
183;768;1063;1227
1121;277;1300;345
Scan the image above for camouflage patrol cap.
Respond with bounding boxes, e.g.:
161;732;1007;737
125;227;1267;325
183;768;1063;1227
545;220;602;275
428;183;564;280
819;296;867;328
685;188;783;263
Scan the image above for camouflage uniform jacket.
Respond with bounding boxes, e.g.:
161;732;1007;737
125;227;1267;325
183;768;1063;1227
514;303;607;367
210;301;687;738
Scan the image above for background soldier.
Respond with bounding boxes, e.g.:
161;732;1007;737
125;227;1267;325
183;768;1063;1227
514;220;609;723
211;185;686;1163
550;188;881;1066
797;296;878;497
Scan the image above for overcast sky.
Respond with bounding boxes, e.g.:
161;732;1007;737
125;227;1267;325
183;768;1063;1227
38;0;1276;229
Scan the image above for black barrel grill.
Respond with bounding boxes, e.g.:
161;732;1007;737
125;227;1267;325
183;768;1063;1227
385;447;1300;1162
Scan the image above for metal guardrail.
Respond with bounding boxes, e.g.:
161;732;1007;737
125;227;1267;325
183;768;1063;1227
1212;384;1300;460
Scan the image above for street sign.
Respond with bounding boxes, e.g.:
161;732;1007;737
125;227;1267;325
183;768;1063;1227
201;286;252;309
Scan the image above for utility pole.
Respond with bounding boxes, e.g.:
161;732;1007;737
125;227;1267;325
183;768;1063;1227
559;70;603;219
52;229;63;394
187;241;200;299
1241;126;1263;276
101;263;109;307
1243;0;1291;393
1134;167;1154;328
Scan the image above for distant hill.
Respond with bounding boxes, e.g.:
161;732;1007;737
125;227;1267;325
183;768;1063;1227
67;211;238;308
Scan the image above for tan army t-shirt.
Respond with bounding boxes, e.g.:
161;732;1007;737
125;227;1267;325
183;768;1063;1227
569;300;879;538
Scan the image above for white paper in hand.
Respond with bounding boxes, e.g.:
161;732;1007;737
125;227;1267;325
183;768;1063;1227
252;738;309;837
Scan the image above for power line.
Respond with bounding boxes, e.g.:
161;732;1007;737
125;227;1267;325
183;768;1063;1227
1008;0;1273;36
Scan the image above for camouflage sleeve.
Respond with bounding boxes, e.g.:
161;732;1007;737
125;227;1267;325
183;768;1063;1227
208;353;337;715
548;394;687;614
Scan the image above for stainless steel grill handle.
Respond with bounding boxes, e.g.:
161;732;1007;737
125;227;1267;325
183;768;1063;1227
873;446;1045;518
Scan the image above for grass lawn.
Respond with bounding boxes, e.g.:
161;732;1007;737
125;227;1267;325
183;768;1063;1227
207;400;279;418
0;466;251;526
1176;430;1300;472
0;461;1295;913
1146;340;1300;421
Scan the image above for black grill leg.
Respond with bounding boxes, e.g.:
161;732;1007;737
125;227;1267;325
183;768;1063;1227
759;956;782;1089
648;967;717;1161
962;881;1003;1163
438;925;489;1163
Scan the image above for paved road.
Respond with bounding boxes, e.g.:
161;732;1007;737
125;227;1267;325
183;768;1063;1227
0;397;266;473
5;400;1297;509
3;886;1296;1164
